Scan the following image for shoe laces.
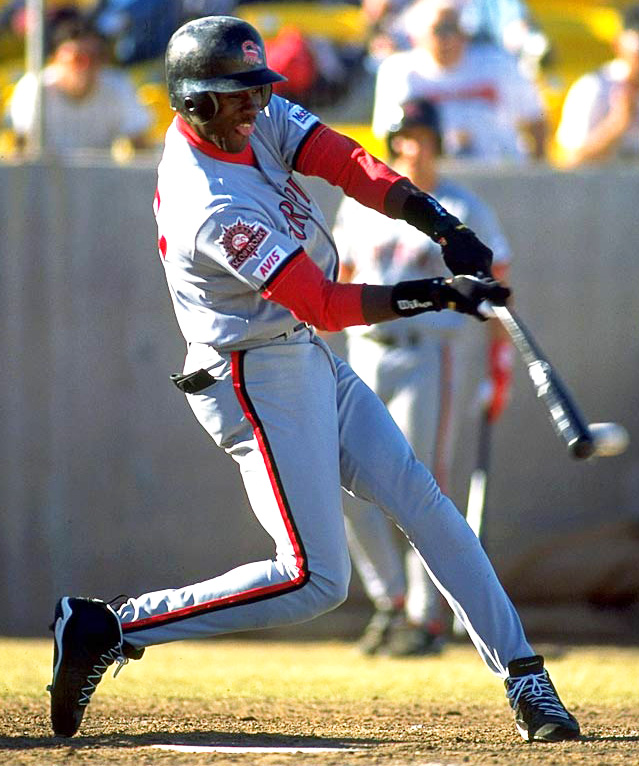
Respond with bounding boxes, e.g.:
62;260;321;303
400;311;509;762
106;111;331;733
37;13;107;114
506;671;570;719
78;643;128;707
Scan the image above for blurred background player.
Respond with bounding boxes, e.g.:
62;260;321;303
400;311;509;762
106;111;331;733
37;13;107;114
371;0;547;161
554;3;639;166
7;13;151;156
333;98;513;656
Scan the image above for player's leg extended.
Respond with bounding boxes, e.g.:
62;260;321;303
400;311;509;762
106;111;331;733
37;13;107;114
118;333;351;647
334;349;532;677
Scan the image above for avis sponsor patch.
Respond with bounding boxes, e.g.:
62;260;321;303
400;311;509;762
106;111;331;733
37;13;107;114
253;245;288;280
289;106;316;129
216;218;270;269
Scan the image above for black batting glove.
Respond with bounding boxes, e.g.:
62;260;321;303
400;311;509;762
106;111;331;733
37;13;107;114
435;222;494;279
400;191;493;278
391;275;510;320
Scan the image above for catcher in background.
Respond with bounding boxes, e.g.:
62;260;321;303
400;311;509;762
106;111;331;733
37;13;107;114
333;98;514;656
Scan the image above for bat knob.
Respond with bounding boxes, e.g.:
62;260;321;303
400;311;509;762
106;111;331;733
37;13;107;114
569;436;596;460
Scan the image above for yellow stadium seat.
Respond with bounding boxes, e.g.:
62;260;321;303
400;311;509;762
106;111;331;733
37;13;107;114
526;2;632;160
137;81;174;145
235;2;368;45
330;123;387;158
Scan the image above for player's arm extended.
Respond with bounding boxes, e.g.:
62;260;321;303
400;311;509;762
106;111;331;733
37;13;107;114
295;124;493;278
262;250;509;331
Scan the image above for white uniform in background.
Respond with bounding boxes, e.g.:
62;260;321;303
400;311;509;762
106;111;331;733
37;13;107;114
333;177;510;644
372;43;545;160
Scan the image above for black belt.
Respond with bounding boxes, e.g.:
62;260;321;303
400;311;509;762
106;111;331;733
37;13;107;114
171;323;307;394
170;368;217;394
272;321;306;341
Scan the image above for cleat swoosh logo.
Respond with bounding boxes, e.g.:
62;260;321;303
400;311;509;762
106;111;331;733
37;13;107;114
52;598;73;684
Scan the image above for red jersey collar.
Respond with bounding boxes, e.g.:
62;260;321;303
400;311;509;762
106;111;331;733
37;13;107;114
176;116;257;166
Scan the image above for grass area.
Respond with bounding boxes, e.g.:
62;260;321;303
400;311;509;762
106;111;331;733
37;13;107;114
2;637;639;708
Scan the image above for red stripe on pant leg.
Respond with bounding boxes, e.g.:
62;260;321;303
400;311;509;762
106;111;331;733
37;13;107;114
231;350;308;578
121;351;308;635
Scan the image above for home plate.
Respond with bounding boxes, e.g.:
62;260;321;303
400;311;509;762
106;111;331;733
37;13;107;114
151;744;361;754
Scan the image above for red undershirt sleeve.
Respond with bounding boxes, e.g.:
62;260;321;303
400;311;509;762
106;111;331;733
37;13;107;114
294;124;410;216
262;250;367;332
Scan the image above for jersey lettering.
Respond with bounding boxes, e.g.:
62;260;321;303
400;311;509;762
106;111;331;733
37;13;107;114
279;177;312;240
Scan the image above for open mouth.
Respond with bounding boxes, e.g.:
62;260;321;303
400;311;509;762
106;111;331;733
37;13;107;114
235;122;255;138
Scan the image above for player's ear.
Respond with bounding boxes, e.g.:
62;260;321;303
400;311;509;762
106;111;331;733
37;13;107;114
183;92;218;124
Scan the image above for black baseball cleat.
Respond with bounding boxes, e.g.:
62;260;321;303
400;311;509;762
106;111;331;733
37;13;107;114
48;596;137;737
505;655;580;743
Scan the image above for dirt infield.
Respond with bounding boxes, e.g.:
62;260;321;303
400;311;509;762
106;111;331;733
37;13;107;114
1;639;638;765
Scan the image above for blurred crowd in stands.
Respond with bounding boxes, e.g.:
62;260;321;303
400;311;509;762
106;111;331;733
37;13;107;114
0;0;638;164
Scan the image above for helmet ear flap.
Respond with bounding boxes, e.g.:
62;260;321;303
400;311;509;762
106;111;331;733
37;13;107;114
183;92;218;124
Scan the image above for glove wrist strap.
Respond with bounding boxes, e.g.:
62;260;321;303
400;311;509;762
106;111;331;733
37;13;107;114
391;278;446;317
401;191;460;240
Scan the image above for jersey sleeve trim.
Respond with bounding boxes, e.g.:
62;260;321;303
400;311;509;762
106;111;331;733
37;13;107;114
262;250;366;332
261;246;305;289
291;121;324;170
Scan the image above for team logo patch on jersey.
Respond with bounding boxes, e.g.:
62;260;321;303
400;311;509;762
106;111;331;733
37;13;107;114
242;40;262;66
217;218;270;269
289;106;315;129
253;245;287;280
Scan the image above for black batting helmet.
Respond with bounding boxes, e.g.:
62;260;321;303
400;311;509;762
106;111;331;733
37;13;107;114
386;99;443;157
166;15;287;124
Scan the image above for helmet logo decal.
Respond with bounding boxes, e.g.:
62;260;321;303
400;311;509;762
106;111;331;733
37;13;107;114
217;218;269;269
242;40;262;66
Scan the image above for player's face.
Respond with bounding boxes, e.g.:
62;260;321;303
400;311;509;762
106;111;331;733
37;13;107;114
203;88;265;153
392;126;439;171
424;8;465;67
52;36;103;98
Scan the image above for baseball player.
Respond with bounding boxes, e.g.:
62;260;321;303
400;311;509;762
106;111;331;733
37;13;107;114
333;98;513;656
47;15;580;744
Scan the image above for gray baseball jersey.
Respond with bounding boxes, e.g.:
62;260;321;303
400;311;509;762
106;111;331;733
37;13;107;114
117;95;533;678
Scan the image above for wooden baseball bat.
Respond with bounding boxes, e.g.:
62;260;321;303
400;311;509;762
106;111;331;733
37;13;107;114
487;303;595;459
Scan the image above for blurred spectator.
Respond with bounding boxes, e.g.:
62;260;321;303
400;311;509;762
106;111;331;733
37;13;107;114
554;4;639;166
92;0;183;65
371;0;547;161
363;0;546;68
7;16;151;156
